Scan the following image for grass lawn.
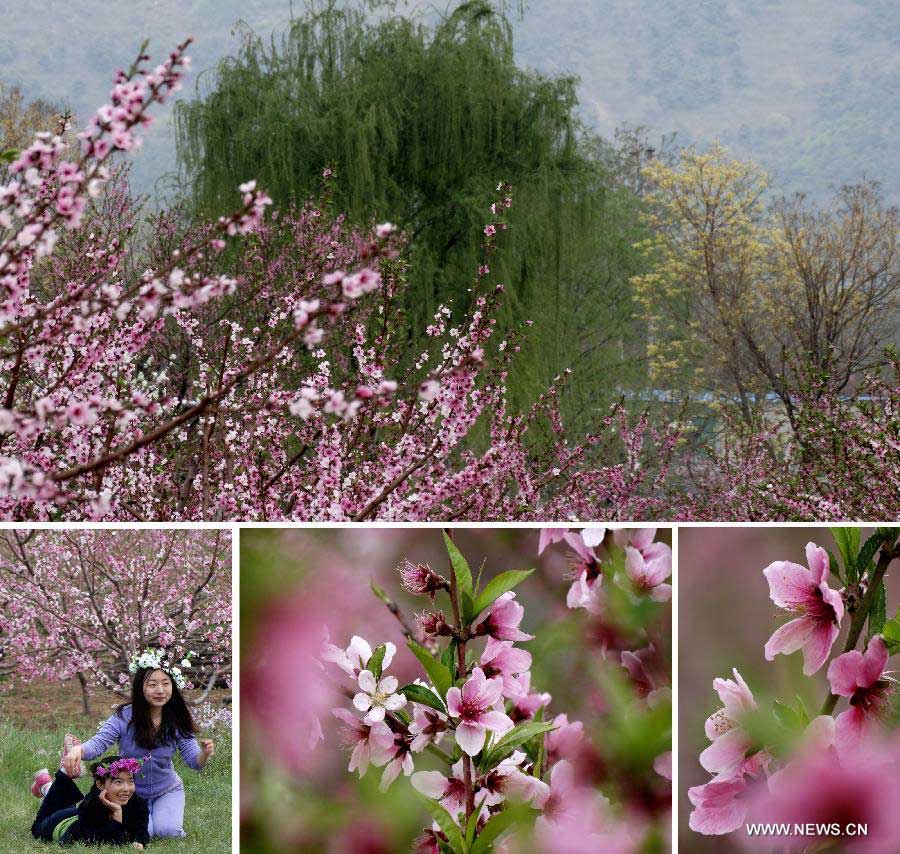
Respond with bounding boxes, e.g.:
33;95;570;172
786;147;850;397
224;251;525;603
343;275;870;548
0;680;232;852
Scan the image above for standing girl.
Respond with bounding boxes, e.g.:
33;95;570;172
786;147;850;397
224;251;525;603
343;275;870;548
63;649;215;838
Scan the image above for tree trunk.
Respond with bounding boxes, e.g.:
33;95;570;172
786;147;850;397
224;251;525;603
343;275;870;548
76;671;92;717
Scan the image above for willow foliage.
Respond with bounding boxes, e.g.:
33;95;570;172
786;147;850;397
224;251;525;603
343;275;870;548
175;1;648;425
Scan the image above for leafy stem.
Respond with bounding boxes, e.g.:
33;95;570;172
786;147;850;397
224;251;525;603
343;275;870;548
445;527;476;824
820;534;899;715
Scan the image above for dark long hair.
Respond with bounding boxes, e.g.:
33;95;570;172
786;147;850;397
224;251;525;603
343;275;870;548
117;666;198;749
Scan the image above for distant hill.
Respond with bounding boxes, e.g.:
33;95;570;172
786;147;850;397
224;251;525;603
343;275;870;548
2;0;897;203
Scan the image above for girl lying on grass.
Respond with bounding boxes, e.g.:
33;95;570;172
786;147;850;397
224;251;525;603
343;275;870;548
30;756;149;848
61;649;215;839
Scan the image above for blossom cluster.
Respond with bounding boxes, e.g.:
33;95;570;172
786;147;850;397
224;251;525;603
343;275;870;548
689;530;900;847
320;531;672;852
128;647;196;689
0;40;684;522
0;529;231;701
539;527;672;614
95;756;147;778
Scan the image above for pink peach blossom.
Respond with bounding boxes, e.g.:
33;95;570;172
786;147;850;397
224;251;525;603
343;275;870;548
688;749;770;835
476;592;534;642
479;637;532;698
379;733;415;791
827;635;893;755
624;544;672;601
477;750;549;808
332;707;394;777
445;666;514;756
509;671;552;722
408;705;448;753
763;542;844;675
411;759;468;817
562;531;603;613
700;669;757;778
545;713;584;765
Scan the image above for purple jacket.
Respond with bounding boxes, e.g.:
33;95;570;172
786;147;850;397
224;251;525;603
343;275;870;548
81;704;202;799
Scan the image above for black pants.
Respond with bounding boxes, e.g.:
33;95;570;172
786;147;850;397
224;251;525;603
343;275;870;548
31;771;84;842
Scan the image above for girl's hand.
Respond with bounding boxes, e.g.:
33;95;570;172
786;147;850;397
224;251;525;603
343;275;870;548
198;738;215;766
63;744;83;777
99;789;123;823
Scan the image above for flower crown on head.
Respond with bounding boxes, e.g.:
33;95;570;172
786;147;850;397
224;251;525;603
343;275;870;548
95;756;147;778
128;648;195;689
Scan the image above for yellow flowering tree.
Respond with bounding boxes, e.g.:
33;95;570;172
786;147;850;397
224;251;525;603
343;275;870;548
633;144;899;435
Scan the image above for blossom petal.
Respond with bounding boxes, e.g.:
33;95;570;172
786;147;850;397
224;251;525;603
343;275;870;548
348;636;372;669
456;722;487;756
379;758;401;792
538;528;567;554
625;546;646;584
764;618;813;661
630;528;656;550
580;527;606;548
763;561;814;609
827;650;864;697
688;780;748;835
801;621;839;675
650;583;672;602
353;692;373;712
383;692;407;711
699;728;752;777
411;770;447;799
805;542;829;585
364;705;386;724
478;710;514;734
834;706;869;757
378;675;398;695
349;740;370;776
357;669;376;693
332;707;361;728
446;686;462;717
563;531;593;562
382;641;397;671
859;635;888;687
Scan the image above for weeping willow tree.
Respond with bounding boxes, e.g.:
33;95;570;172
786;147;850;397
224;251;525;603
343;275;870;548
175;0;649;426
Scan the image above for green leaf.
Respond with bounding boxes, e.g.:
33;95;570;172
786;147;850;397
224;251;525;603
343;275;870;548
830;527;860;582
407;639;453;699
465;811;478;849
772;699;803;733
482;721;555;769
443;531;472;596
417;794;466;854
883;608;900;653
367;644;387;679
824;547;844;585
474;558;487;596
441;640;458;679
370;579;391;604
857;531;890;582
867;582;887;641
399;683;447;713
0;149;19;165
461;590;475;623
470;805;537;854
471;569;534;618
